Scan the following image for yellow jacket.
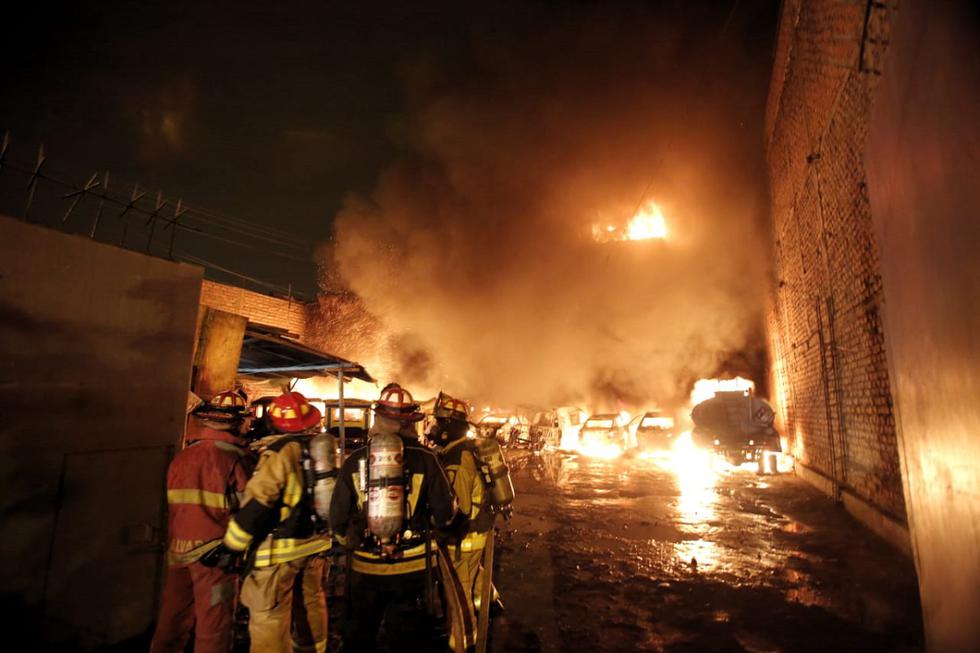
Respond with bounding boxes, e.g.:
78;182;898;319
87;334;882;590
223;436;330;567
440;438;490;552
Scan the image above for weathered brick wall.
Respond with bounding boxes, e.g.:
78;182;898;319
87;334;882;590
200;279;313;341
765;0;905;523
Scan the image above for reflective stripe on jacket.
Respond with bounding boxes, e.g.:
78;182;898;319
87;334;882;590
439;438;490;552
223;436;330;567
329;433;457;576
166;428;251;566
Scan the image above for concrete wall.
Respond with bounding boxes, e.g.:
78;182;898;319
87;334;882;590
865;1;980;649
764;0;908;547
0;216;202;648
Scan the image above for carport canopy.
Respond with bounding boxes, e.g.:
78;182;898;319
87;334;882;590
237;325;374;382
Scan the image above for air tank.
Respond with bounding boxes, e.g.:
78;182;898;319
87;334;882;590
476;436;515;509
307;432;338;522
366;431;406;543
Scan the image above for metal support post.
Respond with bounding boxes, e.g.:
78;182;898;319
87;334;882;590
337;368;346;461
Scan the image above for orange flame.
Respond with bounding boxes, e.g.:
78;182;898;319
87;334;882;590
625;201;668;240
592;200;669;243
689;376;754;406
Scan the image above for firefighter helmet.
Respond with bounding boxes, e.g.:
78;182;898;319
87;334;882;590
434;392;469;423
213;389;248;411
268;391;322;433
375;382;423;422
193;388;248;423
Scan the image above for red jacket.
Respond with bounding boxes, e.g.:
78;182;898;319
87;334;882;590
165;427;252;566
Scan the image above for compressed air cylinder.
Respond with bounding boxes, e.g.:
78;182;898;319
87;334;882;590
366;432;405;543
308;432;338;521
476;437;515;508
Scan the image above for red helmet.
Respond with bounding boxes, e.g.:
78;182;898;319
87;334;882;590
376;383;423;422
434;392;469;422
193;388;248;423
268;392;322;433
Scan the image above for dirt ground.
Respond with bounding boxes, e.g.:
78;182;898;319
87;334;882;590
488;450;922;653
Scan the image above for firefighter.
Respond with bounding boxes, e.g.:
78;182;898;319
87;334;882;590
431;393;494;652
150;389;254;653
215;391;333;653
330;382;457;652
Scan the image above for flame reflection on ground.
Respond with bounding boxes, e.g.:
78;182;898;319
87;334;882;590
629;431;724;570
575;440;624;459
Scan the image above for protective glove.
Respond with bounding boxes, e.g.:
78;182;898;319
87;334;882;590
199;543;245;573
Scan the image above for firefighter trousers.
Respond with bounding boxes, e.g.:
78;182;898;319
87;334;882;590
446;548;484;652
343;569;443;652
241;554;329;653
150;561;239;653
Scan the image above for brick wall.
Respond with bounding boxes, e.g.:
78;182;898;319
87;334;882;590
200;279;313;341
765;1;906;527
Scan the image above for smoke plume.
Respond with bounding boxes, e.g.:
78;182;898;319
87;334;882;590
323;2;774;411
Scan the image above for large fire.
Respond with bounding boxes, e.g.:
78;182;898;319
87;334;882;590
689;376;754;406
290;376;381;403
626;201;669;240
592;200;669;243
574;410;633;459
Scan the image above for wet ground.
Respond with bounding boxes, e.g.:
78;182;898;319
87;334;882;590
489;450;923;653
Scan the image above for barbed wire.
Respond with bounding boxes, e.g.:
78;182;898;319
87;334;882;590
0;131;318;301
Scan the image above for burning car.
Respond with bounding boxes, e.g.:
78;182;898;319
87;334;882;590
477;413;529;446
529;406;587;451
628;410;676;453
690;390;781;466
578;413;632;458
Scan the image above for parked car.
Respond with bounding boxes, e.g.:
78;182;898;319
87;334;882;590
628;411;676;453
578;413;631;456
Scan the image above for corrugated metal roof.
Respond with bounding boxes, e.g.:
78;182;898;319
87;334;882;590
237;326;374;382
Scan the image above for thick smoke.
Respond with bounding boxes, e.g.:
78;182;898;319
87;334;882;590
325;2;774;411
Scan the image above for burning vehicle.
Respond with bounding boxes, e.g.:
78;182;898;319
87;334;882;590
322;398;373;452
529;406;587;451
477;413;530;445
690;389;781;466
628;410;676;453
578;413;633;458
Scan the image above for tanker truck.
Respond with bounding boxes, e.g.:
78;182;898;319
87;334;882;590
691;389;781;466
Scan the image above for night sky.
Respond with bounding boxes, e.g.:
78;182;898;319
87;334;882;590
0;1;779;297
